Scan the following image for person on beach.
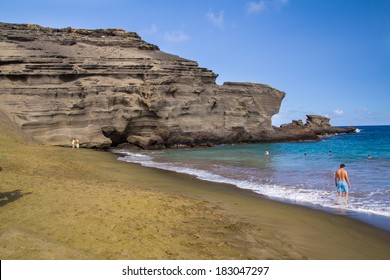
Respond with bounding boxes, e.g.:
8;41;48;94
75;139;80;149
71;138;76;149
335;163;352;200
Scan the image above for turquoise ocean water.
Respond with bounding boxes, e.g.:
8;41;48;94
114;126;390;231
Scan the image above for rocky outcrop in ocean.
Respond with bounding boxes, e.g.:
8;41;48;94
278;115;355;140
0;23;354;149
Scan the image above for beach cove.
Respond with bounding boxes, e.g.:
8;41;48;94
1;122;390;260
114;126;390;232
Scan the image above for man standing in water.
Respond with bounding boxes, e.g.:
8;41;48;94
335;164;352;200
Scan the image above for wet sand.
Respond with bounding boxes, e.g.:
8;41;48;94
1;123;389;259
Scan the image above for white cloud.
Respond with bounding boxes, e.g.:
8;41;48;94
206;10;224;28
246;0;289;14
141;24;158;35
273;0;289;10
247;1;267;14
333;109;345;117
163;31;190;42
358;107;373;115
276;0;289;5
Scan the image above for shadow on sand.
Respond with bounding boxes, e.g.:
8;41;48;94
0;189;30;207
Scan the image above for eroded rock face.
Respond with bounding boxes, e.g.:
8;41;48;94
0;23;288;148
279;115;355;138
1;23;355;149
305;115;355;136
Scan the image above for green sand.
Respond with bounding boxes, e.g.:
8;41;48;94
1;118;389;259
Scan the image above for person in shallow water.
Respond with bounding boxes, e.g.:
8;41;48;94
335;163;352;200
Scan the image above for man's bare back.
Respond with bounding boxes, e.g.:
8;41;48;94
335;163;352;200
335;168;348;181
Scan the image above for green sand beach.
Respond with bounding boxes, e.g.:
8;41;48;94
1;120;389;260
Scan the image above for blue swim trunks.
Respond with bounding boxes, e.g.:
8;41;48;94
337;180;349;193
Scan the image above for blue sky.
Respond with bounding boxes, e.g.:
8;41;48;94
2;0;390;126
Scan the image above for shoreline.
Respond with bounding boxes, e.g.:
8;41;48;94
86;150;390;259
113;148;390;233
1;136;390;259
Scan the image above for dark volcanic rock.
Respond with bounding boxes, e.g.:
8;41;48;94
279;115;355;139
305;115;355;135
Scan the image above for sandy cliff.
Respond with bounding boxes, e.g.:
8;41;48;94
0;23;352;149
